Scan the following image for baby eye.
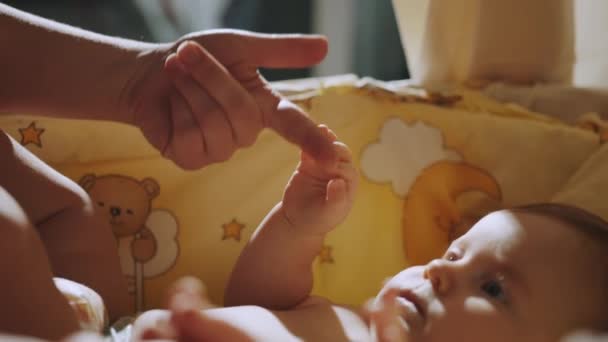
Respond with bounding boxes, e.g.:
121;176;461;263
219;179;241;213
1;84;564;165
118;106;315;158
481;280;506;302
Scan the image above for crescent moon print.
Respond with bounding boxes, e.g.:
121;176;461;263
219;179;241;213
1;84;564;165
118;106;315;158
361;119;502;265
401;161;501;264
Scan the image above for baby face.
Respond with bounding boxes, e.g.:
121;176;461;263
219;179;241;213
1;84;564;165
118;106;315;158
376;210;604;341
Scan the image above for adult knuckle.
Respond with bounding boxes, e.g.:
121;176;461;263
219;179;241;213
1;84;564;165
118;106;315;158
224;90;248;111
239;133;257;148
220;149;236;163
239;126;261;147
194;57;220;79
211;146;235;163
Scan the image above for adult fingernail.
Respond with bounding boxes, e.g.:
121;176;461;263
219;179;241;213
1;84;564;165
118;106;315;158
178;42;200;65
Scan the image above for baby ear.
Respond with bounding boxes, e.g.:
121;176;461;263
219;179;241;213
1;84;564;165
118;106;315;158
78;174;96;191
141;178;160;199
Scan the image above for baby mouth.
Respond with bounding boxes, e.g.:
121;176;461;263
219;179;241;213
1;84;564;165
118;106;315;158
109;218;123;226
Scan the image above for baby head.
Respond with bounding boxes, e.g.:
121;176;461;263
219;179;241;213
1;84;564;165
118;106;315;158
377;203;608;341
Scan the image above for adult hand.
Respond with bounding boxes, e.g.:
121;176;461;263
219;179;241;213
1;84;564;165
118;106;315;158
125;29;335;170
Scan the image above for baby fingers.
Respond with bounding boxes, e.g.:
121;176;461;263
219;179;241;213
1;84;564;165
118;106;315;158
367;289;409;342
317;125;353;165
330;141;358;186
299;128;358;198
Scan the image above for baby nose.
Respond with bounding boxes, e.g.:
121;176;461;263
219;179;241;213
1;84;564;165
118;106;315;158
423;259;452;295
110;206;121;217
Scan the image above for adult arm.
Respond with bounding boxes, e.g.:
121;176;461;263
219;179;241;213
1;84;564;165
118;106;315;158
0;3;335;167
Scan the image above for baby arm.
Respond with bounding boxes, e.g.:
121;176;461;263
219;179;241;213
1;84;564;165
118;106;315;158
224;126;358;309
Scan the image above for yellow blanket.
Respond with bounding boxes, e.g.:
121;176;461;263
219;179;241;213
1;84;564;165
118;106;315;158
1;77;605;311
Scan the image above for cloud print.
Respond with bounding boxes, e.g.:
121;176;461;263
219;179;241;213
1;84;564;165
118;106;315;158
360;118;461;196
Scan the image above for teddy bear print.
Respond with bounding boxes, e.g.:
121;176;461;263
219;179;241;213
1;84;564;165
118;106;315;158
79;174;159;263
79;173;179;312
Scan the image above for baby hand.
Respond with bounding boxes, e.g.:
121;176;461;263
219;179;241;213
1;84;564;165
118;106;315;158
365;288;409;342
281;125;358;236
135;277;253;342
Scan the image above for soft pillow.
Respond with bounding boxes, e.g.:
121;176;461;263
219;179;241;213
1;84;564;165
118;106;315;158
2;78;604;310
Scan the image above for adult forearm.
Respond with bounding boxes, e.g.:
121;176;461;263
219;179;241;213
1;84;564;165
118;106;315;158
0;3;156;122
224;203;325;309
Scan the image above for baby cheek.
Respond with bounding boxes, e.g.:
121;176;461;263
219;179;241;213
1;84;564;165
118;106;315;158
464;297;495;315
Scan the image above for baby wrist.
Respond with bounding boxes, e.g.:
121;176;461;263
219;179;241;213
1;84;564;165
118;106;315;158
275;202;328;240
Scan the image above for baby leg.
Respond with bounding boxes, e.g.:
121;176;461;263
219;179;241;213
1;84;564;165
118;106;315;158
0;185;78;339
0;132;129;321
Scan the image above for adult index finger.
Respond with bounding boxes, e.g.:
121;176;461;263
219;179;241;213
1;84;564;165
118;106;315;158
268;100;336;165
242;32;328;68
199;30;328;69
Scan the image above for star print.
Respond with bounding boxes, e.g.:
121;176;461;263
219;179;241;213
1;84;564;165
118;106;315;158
221;218;245;241
19;121;45;147
318;245;334;264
